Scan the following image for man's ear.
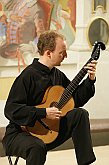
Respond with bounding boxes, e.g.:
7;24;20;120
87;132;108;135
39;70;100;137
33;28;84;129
46;50;52;58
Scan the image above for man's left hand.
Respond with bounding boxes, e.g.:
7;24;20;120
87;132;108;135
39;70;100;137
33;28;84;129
84;60;98;80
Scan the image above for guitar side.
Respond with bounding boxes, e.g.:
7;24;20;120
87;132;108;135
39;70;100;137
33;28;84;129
25;85;75;144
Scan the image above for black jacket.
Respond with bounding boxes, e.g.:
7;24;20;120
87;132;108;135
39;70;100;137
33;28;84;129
3;58;95;145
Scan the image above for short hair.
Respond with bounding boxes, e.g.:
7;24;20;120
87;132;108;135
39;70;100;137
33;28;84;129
37;30;65;55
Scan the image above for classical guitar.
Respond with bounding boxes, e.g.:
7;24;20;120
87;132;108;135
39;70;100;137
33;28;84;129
25;42;105;144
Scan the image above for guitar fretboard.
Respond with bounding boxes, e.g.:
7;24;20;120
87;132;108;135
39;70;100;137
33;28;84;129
56;44;101;110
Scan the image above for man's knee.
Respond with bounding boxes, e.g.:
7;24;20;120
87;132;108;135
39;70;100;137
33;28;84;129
78;107;89;116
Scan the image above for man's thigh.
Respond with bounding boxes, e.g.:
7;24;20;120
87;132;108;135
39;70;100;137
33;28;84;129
8;131;46;159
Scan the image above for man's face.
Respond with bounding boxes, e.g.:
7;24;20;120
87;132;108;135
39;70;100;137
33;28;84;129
51;37;67;66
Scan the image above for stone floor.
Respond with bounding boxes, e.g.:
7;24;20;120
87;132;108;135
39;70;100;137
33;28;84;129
0;145;109;165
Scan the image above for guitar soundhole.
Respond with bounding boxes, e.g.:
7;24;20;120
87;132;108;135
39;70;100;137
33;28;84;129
50;101;58;107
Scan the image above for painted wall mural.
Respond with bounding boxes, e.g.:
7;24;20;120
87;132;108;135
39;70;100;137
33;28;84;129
0;0;76;71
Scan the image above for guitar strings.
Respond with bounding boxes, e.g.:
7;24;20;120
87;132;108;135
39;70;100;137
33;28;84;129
56;46;100;109
57;68;87;109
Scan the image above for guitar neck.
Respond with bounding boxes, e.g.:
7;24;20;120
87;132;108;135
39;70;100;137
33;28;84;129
56;41;106;110
57;57;93;109
68;57;93;91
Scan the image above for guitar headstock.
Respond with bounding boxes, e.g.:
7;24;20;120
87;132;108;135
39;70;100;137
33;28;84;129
91;41;106;60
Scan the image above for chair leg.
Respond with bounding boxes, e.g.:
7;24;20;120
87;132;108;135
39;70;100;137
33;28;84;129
14;156;19;165
8;156;19;165
8;156;13;165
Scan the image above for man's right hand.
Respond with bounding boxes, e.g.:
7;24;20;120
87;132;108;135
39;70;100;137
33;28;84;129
46;107;62;120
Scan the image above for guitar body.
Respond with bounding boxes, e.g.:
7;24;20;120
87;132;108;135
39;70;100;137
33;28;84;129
25;85;75;144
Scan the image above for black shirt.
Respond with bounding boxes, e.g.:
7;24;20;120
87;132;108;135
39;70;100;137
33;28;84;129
4;58;95;146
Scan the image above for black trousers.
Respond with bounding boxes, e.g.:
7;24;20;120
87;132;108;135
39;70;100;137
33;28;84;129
3;108;96;165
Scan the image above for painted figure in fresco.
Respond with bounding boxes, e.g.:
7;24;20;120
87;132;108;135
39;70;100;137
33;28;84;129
0;0;52;71
50;0;76;47
0;0;76;71
18;0;76;64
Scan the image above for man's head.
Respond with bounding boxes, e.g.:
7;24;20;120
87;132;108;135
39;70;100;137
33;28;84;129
37;30;67;67
37;30;65;55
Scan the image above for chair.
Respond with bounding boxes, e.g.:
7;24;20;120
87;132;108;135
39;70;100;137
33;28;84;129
8;156;19;165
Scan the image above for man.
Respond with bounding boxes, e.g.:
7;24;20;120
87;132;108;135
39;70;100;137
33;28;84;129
2;30;97;165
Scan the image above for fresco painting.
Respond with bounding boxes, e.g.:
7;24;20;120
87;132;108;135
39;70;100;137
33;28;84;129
0;0;76;70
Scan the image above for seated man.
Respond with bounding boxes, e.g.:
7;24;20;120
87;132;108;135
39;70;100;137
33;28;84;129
2;30;97;165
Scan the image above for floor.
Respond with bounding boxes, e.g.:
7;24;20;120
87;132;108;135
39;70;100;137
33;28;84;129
0;145;109;165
